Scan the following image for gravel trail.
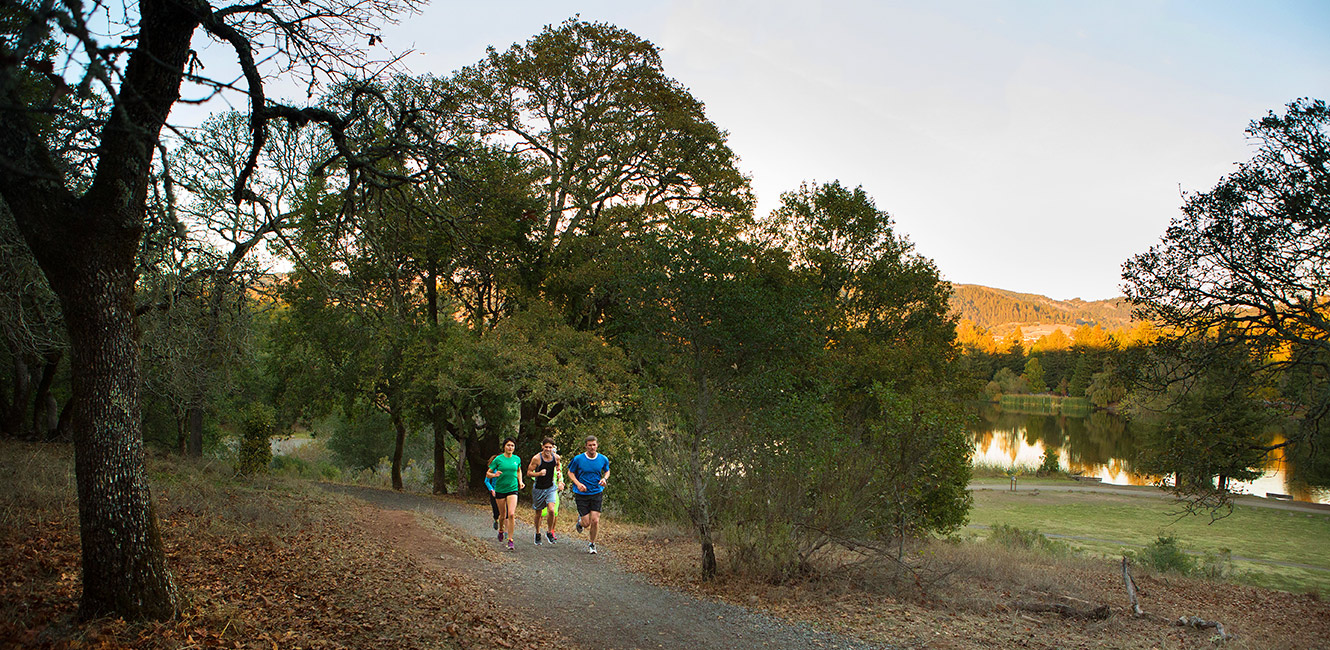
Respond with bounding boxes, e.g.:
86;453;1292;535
324;484;890;650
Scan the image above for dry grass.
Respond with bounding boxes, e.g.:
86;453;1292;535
610;521;1330;649
7;439;1327;650
0;439;535;650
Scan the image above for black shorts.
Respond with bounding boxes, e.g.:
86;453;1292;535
495;490;518;499
574;492;603;516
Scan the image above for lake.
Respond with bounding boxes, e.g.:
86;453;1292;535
968;403;1330;504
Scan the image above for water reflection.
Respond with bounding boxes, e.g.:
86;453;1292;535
968;403;1329;504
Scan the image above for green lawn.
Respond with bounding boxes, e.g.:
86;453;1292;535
968;488;1330;593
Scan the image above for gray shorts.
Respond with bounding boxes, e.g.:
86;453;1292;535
532;485;558;510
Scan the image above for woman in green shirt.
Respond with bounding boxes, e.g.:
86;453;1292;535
487;437;524;551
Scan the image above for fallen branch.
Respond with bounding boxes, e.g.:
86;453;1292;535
1175;615;1234;641
1014;601;1111;620
1122;556;1143;616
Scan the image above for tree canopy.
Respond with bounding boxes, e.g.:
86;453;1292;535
3;9;983;614
1123;98;1330;502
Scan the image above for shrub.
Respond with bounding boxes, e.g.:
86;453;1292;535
318;461;341;481
988;524;1071;555
1036;450;1061;476
270;454;310;476
1135;535;1196;575
1197;548;1233;580
236;403;276;476
325;411;394;471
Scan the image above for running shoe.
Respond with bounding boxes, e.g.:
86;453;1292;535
534;533;542;546
498;531;505;542
546;532;558;544
588;542;597;554
507;540;514;551
575;517;584;534
493;518;498;530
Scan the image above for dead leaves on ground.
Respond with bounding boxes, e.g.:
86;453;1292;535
1;484;529;650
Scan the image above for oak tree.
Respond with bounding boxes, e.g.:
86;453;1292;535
0;0;422;619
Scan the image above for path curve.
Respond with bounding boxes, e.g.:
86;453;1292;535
325;484;889;650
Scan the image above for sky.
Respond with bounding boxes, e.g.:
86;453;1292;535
188;0;1330;301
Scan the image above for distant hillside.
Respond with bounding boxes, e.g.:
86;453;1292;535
949;284;1135;333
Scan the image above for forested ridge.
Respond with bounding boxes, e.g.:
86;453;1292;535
949;284;1135;332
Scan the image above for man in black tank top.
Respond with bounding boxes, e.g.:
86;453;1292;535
527;437;562;545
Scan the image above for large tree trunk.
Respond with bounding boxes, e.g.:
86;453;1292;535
390;406;406;491
432;408;450;495
186;405;204;457
175;409;187;455
49;396;73;442
4;353;31;437
1;0;200;619
456;434;469;495
31;351;61;437
464;429;497;490
696;534;718;579
65;267;179;618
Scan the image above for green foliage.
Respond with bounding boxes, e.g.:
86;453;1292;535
605;211;820;577
324;411;394;472
987;524;1071;555
236;404;276;476
269;454;310;476
707;182;972;579
1134;535;1196;575
1133;340;1274;502
867;384;973;539
1037;449;1062;476
1068;354;1098;397
450;17;753;270
1022;357;1047;393
991;367;1027;396
1197;548;1234;581
1085;364;1126;407
1123;98;1330;492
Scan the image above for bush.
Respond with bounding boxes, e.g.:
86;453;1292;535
325;411;393;471
318;462;341;481
1197;548;1233;580
1135;535;1196;575
988;524;1071;555
1036;450;1061;476
270;454;310;476
236;403;276;476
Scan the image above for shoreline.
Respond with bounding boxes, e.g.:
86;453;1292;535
968;479;1330;514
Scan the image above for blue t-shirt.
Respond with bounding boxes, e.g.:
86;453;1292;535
568;453;610;495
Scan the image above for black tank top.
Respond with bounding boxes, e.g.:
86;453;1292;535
534;455;558;489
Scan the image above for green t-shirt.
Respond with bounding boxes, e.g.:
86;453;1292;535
489;454;522;493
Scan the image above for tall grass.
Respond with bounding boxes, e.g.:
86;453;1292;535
971;460;1040;478
0;440;76;530
997;394;1091;416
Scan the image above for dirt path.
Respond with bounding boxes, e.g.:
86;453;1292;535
325;484;888;650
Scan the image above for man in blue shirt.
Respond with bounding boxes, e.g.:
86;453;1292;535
567;435;610;554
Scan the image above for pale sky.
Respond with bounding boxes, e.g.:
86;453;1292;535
186;0;1330;301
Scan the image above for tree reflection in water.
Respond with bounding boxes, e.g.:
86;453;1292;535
968;403;1328;503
